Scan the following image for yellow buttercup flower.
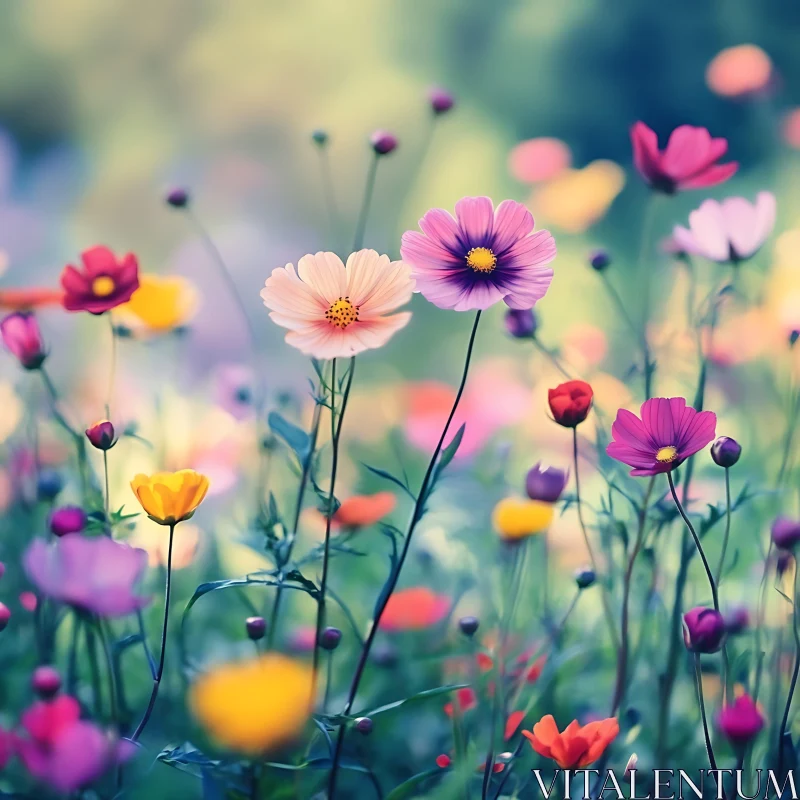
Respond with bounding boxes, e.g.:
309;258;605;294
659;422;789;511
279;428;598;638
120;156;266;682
190;654;314;753
114;273;199;335
130;469;210;526
493;497;554;541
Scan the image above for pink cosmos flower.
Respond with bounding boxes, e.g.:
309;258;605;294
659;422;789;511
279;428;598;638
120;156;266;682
630;122;738;193
60;246;140;314
0;312;46;369
717;694;764;744
671;192;776;263
17;695;134;792
24;535;150;617
606;397;716;476
400;197;556;311
260;249;413;359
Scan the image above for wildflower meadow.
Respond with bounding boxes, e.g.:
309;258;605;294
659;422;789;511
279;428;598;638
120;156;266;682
2;3;800;798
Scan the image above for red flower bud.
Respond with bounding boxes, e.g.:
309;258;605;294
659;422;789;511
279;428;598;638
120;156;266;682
85;420;117;451
548;380;593;428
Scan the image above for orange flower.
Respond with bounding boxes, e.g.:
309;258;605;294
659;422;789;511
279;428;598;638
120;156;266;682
333;492;396;529
379;587;450;632
505;710;525;741
522;714;619;768
444;687;477;717
0;287;64;311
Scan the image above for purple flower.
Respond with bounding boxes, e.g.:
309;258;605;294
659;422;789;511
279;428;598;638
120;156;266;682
85;420;117;451
401;197;556;312
24;536;150;617
683;607;726;653
606;397;716;477
49;506;87;537
525;462;569;503
165;187;189;209
711;436;741;468
1;312;46;369
429;87;455;115
772;517;800;550
370;130;398;156
718;695;764;745
505;308;537;339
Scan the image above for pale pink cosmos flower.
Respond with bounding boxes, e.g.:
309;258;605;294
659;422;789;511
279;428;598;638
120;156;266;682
261;250;413;359
672;193;776;263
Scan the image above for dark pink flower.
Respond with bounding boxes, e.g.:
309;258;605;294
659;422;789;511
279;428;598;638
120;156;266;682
17;695;133;792
60;246;139;314
718;694;764;745
400;197;556;311
630;122;738;194
24;535;150;617
606;397;716;476
0;312;46;369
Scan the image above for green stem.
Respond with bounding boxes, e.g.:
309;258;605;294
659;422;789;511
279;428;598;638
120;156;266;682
715;468;732;585
352;153;379;251
106;312;117;414
694;653;719;773
778;557;800;775
316;145;343;254
103;450;111;537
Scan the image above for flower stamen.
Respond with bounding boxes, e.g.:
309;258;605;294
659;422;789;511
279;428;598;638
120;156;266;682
466;247;497;274
325;297;359;329
655;445;679;463
91;276;116;297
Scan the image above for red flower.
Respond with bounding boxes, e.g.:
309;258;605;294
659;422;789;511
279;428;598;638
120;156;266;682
630;122;738;194
333;492;396;529
505;710;525;741
548;380;593;428
379;587;450;631
444;687;477;717
60;246;139;315
435;754;452;769
522;714;619;769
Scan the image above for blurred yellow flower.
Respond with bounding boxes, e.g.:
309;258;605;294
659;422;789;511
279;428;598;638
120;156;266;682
130;469;209;526
190;654;314;753
493;497;554;540
531;160;625;233
114;274;199;335
706;45;772;98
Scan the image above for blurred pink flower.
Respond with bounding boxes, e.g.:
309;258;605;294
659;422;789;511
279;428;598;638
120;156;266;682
60;246;140;315
508;138;572;183
261;250;413;358
17;695;133;792
706;45;773;98
214;364;256;420
1;312;46;370
401;197;556;311
404;362;529;458
24;536;150;617
783;109;800;149
672;193;776;263
630;122;738;193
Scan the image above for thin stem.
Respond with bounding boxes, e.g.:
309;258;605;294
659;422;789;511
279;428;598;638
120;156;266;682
66;613;80;694
317;146;343;253
572;427;620;652
323;651;334;713
778;556;800;775
97;618;119;729
312;358;356;691
694;653;720;774
131;523;175;741
715;468;732;585
638;194;660;400
352;153;379;252
532;337;572;380
610;476;655;714
106;312;117;413
103;450;111;537
86;623;103;717
137;608;157;679
327;310;482;798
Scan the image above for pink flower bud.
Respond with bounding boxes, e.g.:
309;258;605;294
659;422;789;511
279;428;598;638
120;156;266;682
32;666;62;698
0;312;46;370
85;420;117;451
0;602;10;631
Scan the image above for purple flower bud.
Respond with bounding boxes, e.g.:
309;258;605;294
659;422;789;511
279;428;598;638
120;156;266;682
772;517;800;551
37;469;63;501
311;129;329;147
49;505;87;537
85;420;117;451
370;130;398;156
246;616;266;641
525;462;569;503
355;717;373;735
575;566;596;589
458;616;479;637
0;602;10;631
319;626;342;651
589;250;611;271
683;607;726;653
711;436;741;468
777;550;793;577
1;312;46;370
166;188;190;209
504;308;537;339
32;665;61;698
718;694;764;745
429;87;455;115
725;607;749;636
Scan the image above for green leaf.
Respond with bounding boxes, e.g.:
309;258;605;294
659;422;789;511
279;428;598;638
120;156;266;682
355;683;469;718
268;411;311;463
362;463;416;501
284;569;320;599
385;768;441;799
433;423;466;482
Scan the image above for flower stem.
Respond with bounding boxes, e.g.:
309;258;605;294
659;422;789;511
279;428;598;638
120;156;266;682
327;310;482;798
352;152;379;252
131;523;175;741
316;145;343;254
715;467;732;585
96;618;119;729
572;427;620;652
312;357;356;696
693;653;720;774
103;450;111;537
106;312;117;413
778;556;800;775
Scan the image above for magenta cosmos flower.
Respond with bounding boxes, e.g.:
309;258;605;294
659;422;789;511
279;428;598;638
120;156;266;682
671;192;776;263
606;397;716;476
261;249;413;359
24;535;150;617
630;122;738;193
0;312;46;369
400;197;556;311
60;246;139;314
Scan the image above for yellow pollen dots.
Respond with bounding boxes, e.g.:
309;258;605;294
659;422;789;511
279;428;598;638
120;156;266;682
466;247;497;273
655;445;679;463
91;276;116;297
325;297;359;329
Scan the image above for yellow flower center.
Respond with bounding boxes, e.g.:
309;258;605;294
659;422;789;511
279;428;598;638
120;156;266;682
91;276;116;297
466;247;497;273
655;445;679;463
325;297;359;329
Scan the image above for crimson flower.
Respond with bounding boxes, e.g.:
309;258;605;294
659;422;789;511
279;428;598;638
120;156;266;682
630;122;738;194
548;380;593;428
60;246;139;314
